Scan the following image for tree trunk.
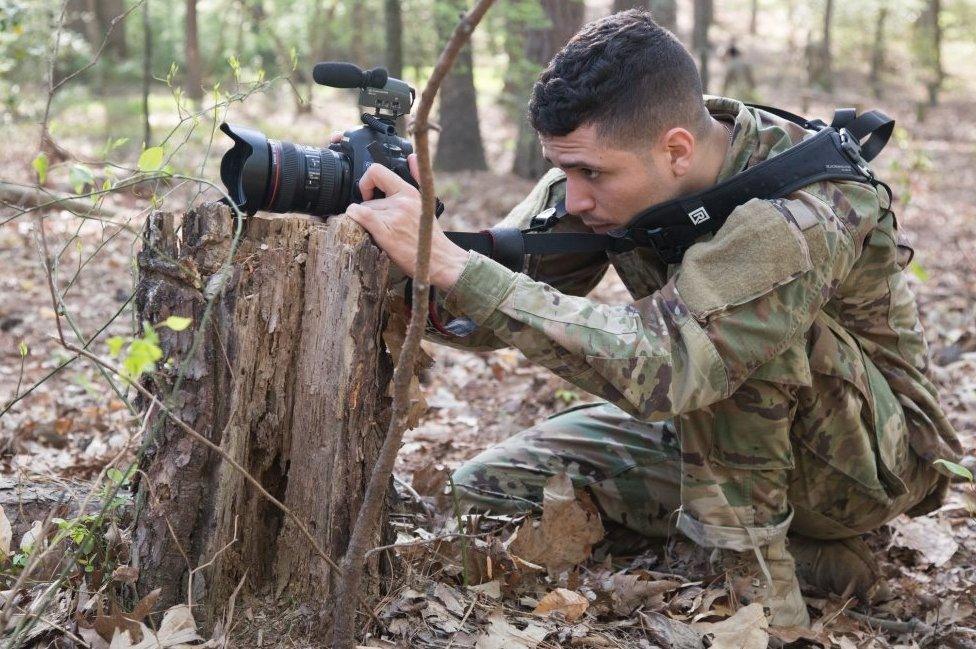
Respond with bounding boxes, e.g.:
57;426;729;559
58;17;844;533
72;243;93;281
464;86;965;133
650;0;677;33
749;0;759;34
511;0;584;180
922;0;944;106
613;0;643;10
97;0;128;58
133;204;394;633
869;6;887;98
185;0;203;102
385;0;403;79
434;1;488;171
352;0;367;65
807;0;833;91
142;0;152;146
612;0;677;30
692;0;713;93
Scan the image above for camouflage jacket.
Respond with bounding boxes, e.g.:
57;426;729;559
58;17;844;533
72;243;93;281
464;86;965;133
434;96;960;484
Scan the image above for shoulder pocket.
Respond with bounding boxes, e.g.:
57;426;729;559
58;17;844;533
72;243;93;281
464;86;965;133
675;199;814;319
496;168;566;230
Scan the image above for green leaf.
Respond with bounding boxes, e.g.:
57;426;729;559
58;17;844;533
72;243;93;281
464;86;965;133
18;341;28;358
107;467;124;484
160;315;192;331
138;146;165;172
69;164;94;194
102;178;113;191
121;325;163;380
32;152;48;184
909;260;929;282
106;336;126;357
111;137;129;150
934;459;974;482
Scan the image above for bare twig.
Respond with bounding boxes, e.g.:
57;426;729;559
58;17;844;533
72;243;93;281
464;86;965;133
364;532;493;559
844;609;934;635
329;2;497;648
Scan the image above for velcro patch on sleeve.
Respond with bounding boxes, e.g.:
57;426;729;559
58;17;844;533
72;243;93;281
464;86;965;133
675;199;814;319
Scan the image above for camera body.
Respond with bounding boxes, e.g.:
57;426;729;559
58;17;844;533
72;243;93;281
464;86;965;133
219;62;420;218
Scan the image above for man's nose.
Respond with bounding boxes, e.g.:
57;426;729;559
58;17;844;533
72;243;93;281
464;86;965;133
564;181;595;215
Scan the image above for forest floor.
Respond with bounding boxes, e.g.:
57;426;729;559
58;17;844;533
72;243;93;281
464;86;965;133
1;45;975;649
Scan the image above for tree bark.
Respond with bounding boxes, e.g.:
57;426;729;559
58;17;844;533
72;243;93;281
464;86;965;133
141;0;152;146
433;1;488;171
511;0;584;180
807;0;833;91
133;204;393;632
692;0;713;93
385;0;403;79
649;0;677;33
921;0;944;106
869;5;888;99
185;0;203;102
613;0;676;33
98;0;128;58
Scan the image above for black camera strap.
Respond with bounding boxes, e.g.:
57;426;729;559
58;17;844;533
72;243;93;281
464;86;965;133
443;107;893;268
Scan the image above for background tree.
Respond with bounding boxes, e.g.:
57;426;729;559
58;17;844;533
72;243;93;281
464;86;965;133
434;0;488;171
915;0;945;107
692;0;713;92
185;0;203;102
612;0;676;33
511;0;584;179
870;4;888;98
806;0;834;91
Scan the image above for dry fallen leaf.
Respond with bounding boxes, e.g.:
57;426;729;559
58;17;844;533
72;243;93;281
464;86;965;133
888;514;959;567
474;612;549;649
533;588;588;622
411;462;450;498
0;505;10;558
107;604;202;648
605;574;682;615
693;603;768;649
508;473;604;574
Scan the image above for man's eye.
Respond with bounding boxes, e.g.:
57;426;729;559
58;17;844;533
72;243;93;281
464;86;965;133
582;168;600;180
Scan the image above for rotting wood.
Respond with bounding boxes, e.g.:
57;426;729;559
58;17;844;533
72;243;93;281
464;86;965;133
133;202;393;630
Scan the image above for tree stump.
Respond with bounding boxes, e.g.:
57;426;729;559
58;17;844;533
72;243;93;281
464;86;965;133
132;203;393;631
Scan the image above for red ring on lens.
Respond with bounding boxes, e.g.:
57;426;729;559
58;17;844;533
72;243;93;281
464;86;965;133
266;140;282;209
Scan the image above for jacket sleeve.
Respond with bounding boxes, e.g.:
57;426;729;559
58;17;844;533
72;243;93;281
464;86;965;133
424;168;610;352
441;181;882;420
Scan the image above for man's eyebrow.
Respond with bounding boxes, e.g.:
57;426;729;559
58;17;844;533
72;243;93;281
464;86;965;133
543;156;601;170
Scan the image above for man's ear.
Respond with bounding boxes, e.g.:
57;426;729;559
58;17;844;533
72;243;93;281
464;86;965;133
661;127;696;177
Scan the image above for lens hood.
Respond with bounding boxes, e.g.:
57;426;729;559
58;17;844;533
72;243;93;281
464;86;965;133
219;123;271;214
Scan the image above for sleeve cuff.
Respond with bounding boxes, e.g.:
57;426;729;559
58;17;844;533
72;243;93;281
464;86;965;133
443;251;519;325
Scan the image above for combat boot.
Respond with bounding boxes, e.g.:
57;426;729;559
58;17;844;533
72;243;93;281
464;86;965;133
718;538;811;628
788;534;891;604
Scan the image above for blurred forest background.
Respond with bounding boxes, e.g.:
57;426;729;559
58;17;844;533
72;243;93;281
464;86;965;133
1;0;975;646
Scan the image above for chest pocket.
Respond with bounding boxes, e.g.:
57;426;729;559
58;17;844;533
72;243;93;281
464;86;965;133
794;314;909;502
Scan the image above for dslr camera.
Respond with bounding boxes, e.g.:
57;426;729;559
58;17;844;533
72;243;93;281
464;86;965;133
219;62;420;217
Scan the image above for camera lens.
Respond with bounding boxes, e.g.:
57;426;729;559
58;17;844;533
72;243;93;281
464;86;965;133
219;123;352;217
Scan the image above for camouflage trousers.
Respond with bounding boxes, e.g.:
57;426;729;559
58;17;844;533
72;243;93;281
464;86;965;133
452;400;941;548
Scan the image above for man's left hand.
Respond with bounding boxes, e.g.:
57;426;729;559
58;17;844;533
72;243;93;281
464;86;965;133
345;155;469;291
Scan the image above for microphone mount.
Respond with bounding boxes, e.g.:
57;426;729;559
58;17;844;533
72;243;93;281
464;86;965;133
313;61;415;123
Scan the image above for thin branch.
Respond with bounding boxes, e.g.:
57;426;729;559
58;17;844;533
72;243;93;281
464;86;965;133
329;2;497;648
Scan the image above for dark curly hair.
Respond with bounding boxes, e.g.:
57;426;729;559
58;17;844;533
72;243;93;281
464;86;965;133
529;10;708;147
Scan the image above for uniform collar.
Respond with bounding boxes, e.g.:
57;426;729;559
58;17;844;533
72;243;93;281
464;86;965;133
707;95;759;184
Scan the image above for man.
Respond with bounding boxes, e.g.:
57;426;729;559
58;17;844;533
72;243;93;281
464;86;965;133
345;10;960;627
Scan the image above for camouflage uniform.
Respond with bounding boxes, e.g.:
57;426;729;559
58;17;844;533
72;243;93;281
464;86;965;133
432;97;960;564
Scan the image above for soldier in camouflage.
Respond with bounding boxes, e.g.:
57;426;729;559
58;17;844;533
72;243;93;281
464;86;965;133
346;10;961;627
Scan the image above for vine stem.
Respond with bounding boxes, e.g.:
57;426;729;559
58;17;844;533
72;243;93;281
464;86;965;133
329;2;497;648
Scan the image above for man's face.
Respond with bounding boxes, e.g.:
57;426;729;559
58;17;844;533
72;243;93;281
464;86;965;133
541;123;683;233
